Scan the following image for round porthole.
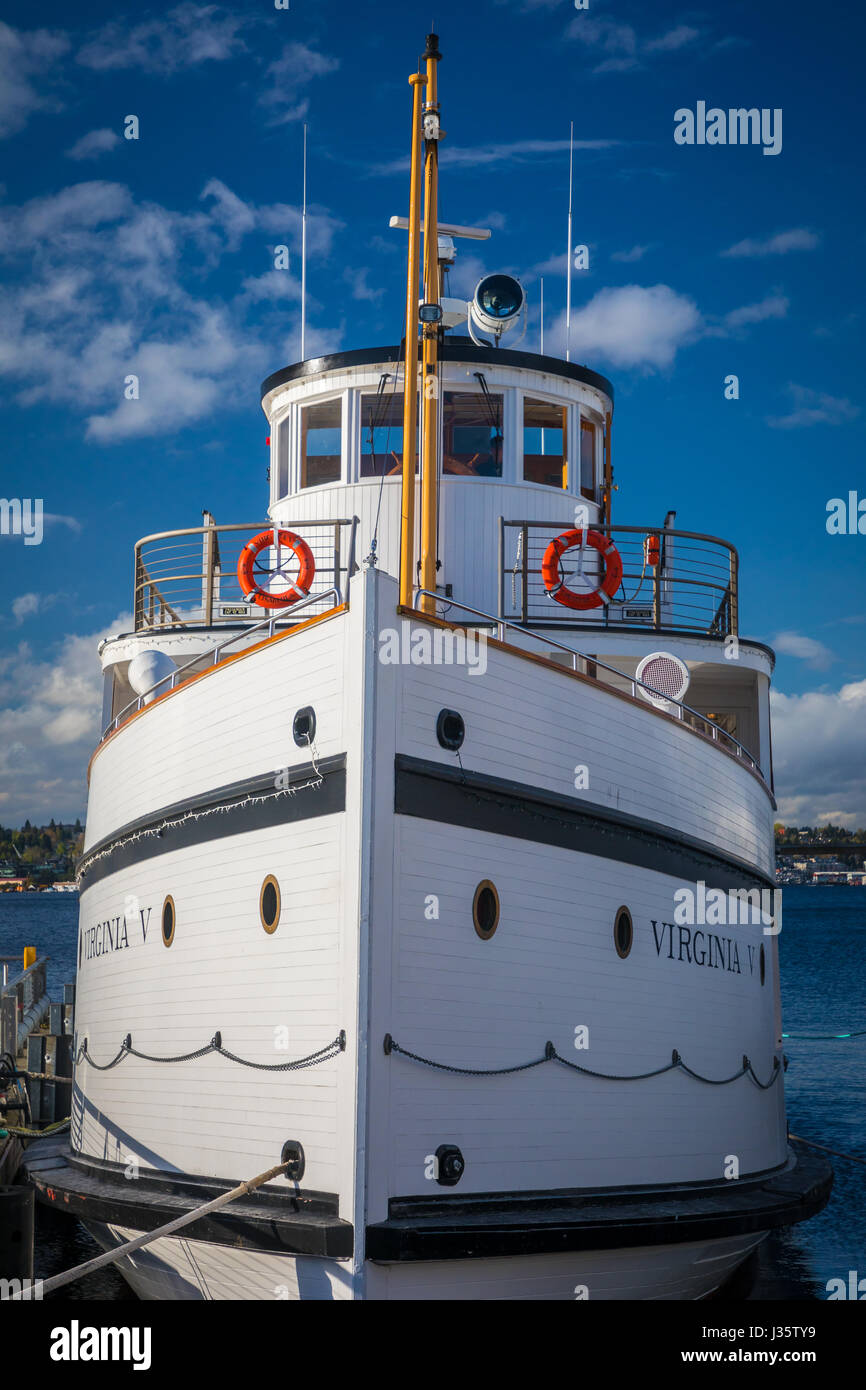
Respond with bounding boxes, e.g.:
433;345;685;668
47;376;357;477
161;895;176;948
760;942;766;985
260;875;281;934
436;709;465;751
473;880;500;940
293;706;316;747
614;906;633;959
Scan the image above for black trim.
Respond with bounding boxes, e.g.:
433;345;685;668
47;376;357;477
261;342;614;404
24;1136;353;1259
365;1146;832;1261
78;756;347;889
394;754;774;890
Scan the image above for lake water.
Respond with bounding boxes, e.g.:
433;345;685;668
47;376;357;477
2;885;864;1301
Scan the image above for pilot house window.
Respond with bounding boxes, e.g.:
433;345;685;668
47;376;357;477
361;392;417;478
443;391;503;477
301;400;342;488
580;418;597;500
523;398;567;488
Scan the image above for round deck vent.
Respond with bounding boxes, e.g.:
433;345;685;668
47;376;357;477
635;651;690;711
128;649;177;707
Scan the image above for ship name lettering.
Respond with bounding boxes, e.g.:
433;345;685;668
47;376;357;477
650;921;744;974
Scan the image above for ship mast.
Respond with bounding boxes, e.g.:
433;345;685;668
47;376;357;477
418;32;442;615
399;70;427;608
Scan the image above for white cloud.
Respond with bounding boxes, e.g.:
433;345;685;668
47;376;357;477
11;593;39;624
722;228;820;258
767;384;860;430
0;614;132;824
566;15;701;73
0;22;69;139
558;283;702;368
345;267;385;303
372;138;619;176
722;293;789;330
259;42;339;125
611;244;651;263
644;25;700;53
772;680;866;828
66;128;121;161
77;3;246;74
773;631;834;670
0;179;342;440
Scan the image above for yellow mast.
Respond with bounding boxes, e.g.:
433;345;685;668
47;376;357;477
399;71;427;609
419;32;442;615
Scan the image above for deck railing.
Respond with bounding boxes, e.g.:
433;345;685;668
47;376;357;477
102;587;343;744
134;519;358;632
500;521;738;637
413;590;764;781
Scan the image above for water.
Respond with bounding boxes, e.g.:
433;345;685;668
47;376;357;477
2;887;864;1301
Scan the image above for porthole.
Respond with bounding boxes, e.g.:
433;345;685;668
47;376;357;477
760;942;766;986
436;708;465;751
473;880;500;940
161;895;176;948
614;906;633;959
260;875;281;934
293;706;316;747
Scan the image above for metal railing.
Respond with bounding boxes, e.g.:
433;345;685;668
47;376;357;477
413;590;764;781
102;587;343;745
1;956;50;1056
134;519;358;632
500;521;738;637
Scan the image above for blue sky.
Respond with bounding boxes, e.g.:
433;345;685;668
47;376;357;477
0;0;864;827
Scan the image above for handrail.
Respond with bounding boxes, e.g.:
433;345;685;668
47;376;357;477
134;518;358;633
101;586;342;745
501;520;738;638
412;589;764;780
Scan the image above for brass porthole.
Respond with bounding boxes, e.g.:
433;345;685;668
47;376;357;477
161;895;176;948
473;880;500;940
614;906;633;959
260;875;281;934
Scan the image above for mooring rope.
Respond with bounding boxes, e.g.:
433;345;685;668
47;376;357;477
4;1157;293;1300
77;1030;346;1072
384;1035;782;1089
789;1133;866;1165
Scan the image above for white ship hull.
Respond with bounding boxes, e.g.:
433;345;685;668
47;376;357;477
23;567;831;1300
84;1221;766;1301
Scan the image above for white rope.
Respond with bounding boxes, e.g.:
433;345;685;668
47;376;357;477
7;1159;291;1299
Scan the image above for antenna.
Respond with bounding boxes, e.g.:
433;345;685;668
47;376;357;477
566;120;573;363
540;276;544;354
300;122;308;360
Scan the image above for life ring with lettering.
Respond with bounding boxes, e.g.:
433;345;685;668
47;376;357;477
237;529;316;609
541;528;623;611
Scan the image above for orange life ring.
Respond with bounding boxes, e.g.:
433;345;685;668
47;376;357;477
541;528;623;611
237;529;316;609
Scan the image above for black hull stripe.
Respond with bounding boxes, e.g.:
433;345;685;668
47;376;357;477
394;754;774;890
365;1147;832;1261
78;755;347;890
25;1137;352;1259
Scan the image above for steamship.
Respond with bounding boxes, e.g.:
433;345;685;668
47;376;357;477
25;34;831;1300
